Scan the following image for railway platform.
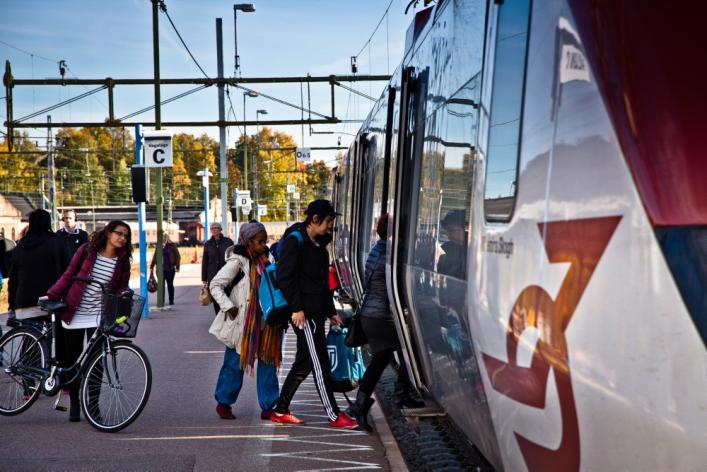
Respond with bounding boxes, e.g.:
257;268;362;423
0;262;406;471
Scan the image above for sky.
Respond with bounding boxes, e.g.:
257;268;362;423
0;0;414;164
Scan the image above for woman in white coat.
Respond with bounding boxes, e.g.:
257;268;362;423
209;222;281;420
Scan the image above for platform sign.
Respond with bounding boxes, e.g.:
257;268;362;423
257;205;267;216
295;148;311;163
143;130;173;168
286;184;296;194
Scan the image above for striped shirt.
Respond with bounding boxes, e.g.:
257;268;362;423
63;254;117;329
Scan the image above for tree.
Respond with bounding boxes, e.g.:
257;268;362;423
0;132;43;193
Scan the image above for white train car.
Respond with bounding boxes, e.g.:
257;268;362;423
332;1;707;470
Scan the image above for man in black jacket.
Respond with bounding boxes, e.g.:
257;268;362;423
270;200;358;429
201;222;234;314
56;209;89;258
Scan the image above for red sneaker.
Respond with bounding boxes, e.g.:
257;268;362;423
216;404;236;420
270;411;304;425
328;412;358;429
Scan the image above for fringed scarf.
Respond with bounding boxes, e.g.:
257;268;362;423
239;248;282;373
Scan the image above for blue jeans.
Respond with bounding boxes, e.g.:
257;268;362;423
214;347;279;412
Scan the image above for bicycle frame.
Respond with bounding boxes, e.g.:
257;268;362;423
11;311;116;391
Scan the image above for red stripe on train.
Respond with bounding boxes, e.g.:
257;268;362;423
568;1;707;226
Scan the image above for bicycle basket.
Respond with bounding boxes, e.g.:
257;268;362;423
100;291;146;338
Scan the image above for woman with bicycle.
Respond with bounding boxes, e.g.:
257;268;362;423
46;220;132;422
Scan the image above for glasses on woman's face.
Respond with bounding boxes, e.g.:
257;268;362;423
112;230;129;239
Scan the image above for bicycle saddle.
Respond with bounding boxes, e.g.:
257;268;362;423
38;298;67;311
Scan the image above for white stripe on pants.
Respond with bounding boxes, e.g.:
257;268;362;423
302;319;337;421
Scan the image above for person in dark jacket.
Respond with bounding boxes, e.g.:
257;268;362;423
270;199;358;429
346;214;424;431
47;220;132;422
151;233;181;305
202;222;234;314
7;209;69;323
56;209;89;258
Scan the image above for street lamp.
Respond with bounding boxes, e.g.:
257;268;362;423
234;4;255;76
255;109;267;220
196;167;213;243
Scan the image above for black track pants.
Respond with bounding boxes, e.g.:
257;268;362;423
275;318;340;421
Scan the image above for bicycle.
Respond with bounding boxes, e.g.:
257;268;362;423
0;277;152;432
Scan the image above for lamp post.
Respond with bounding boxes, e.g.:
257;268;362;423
196;168;213;243
255;109;267;220
242;90;258;219
233;3;255;77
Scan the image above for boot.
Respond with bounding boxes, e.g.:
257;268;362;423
395;380;425;409
346;390;375;432
68;385;80;422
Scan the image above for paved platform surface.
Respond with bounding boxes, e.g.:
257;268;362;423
0;263;397;471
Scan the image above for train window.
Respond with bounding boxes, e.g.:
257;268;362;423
483;0;531;222
412;79;478;280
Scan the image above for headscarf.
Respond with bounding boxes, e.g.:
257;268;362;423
238;222;266;246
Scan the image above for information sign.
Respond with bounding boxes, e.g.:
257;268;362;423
295;148;311;163
143;130;173;168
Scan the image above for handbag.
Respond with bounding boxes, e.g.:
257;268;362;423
147;270;158;293
345;311;367;347
208;309;240;349
199;285;212;305
344;249;382;348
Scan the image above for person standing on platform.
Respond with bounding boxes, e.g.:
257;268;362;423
202;223;234;314
7;209;69;326
151;233;180;305
270;199;358;429
210;222;281;420
56;209;89;258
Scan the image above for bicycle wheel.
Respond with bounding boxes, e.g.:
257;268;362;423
80;339;152;432
0;327;48;415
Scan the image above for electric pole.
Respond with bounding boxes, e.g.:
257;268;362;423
152;0;165;308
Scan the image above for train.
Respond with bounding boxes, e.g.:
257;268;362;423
330;1;707;470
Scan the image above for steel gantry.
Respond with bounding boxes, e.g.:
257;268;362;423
2;60;389;147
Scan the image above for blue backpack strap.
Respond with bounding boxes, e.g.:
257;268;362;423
288;231;304;245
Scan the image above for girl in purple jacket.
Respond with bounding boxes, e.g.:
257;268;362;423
47;220;132;422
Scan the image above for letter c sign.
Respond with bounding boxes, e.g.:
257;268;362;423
153;148;165;164
143;132;173;168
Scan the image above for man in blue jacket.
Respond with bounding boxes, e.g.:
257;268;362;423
270;200;358;429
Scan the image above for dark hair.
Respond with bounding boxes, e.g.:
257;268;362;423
88;220;133;257
26;209;52;237
303;199;337;226
376;213;389;239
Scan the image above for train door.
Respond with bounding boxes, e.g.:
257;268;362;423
354;135;378;281
332;148;357;302
389;66;433;389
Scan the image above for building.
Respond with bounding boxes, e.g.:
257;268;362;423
0;192;48;240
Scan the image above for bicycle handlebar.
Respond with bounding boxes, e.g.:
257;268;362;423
71;276;106;293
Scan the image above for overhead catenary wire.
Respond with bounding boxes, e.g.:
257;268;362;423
158;0;211;80
118;84;211;121
334;82;377;102
0;39;57;64
353;0;396;59
15;85;107;123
